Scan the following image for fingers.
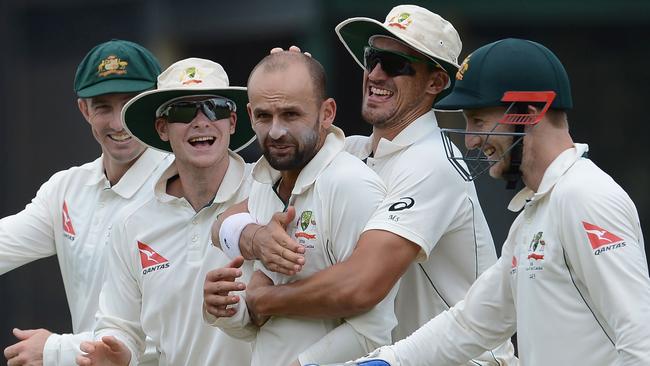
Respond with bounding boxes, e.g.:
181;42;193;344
274;206;296;229
270;46;312;57
12;328;37;340
101;336;125;352
79;341;96;354
227;255;245;269
76;354;91;366
204;266;243;284
4;342;18;360
270;47;284;54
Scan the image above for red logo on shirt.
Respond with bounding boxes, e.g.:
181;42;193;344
138;241;169;269
62;201;76;240
582;221;624;249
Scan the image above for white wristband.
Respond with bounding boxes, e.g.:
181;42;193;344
219;212;256;259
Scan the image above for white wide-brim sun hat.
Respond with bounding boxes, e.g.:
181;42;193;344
335;4;462;101
122;57;256;153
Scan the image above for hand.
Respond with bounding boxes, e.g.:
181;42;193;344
4;328;51;366
76;336;130;366
245;270;274;327
250;206;305;275
204;256;247;318
270;45;312;57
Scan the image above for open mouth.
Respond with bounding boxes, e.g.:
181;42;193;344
109;132;132;142
482;146;496;158
188;136;216;147
369;86;394;98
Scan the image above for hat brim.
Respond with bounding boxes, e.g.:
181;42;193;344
77;79;157;98
122;87;256;153
434;86;504;111
335;17;458;102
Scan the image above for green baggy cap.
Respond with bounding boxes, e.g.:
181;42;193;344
74;39;161;98
435;38;572;110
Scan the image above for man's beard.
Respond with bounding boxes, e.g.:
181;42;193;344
261;122;320;171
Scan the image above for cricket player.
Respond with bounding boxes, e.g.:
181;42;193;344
75;58;256;366
329;38;650;366
203;51;398;366
1;39;170;366
215;5;515;365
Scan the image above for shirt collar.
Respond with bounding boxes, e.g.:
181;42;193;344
508;143;589;212
86;149;169;199
372;110;438;158
252;125;345;196
154;151;247;206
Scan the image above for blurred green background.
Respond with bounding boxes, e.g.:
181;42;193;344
1;0;648;351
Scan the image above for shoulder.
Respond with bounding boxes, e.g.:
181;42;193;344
344;135;371;159
554;159;631;204
322;151;384;187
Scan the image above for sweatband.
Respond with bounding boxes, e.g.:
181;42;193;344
219;212;256;259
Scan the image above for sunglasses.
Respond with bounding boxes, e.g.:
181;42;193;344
156;95;236;123
363;45;442;77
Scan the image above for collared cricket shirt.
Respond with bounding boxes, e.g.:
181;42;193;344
94;152;254;366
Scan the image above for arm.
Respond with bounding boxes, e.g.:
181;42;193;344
92;224;145;366
247;230;419;318
0;176;58;274
213;202;305;276
387;255;517;366
557;182;650;364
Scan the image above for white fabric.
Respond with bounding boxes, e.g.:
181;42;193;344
344;111;513;365
214;126;397;366
391;144;650;366
219;212;256;259
0;148;170;366
94;153;254;366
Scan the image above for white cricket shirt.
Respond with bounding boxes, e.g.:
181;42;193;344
391;144;650;366
0;148;170;365
210;126;397;366
344;111;515;364
94;152;254;366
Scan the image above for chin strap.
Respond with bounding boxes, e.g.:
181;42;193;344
502;124;524;190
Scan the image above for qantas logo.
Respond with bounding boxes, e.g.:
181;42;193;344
138;241;170;274
582;221;626;255
62;201;76;240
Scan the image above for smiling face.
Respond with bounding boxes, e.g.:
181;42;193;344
155;97;235;170
463;106;519;179
78;93;146;167
247;58;333;173
361;37;444;129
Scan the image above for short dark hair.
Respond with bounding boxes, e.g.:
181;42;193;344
248;51;327;102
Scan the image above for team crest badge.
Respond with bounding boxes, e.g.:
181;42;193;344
62;201;76;240
97;55;128;77
180;66;203;85
456;54;470;81
300;210;312;231
527;231;546;262
388;12;413;29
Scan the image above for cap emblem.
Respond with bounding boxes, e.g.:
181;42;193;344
456;54;471;80
387;12;413;30
97;55;128;77
180;66;203;85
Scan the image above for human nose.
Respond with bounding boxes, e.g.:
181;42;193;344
108;109;124;131
268;118;288;140
464;131;483;150
191;110;212;127
367;63;388;80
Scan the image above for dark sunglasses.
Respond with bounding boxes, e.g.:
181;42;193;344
363;45;442;77
156;96;236;123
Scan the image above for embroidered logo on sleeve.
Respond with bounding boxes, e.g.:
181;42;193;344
138;241;170;274
582;221;626;255
62;201;76;240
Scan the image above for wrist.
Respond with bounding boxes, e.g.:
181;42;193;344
219;212;256;259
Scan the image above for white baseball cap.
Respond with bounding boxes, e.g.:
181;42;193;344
335;5;462;99
122;58;256;153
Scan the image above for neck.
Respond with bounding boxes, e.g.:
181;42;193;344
523;130;574;192
167;155;231;212
103;151;144;186
277;170;300;203
371;109;429;153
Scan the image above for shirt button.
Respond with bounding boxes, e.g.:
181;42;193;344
191;234;198;242
192;219;198;225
